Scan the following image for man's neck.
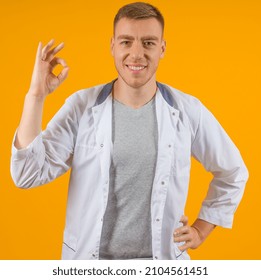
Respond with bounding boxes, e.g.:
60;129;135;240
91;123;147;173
113;78;157;109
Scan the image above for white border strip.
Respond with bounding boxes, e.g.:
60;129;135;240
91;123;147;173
0;260;260;280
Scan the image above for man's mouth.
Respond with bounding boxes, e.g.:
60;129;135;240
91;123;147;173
126;64;146;71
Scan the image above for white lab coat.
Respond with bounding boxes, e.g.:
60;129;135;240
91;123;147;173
11;81;248;260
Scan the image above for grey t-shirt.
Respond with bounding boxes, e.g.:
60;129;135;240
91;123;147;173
99;96;158;259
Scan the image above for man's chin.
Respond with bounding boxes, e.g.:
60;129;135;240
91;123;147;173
121;77;152;89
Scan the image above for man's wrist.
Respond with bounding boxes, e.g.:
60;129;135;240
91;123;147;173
191;224;205;242
191;219;216;242
26;91;46;103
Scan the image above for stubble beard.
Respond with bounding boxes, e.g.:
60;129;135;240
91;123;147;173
116;64;157;90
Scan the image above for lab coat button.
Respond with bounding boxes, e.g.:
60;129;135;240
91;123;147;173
92;254;96;257
161;181;165;185
156;218;160;222
100;144;104;148
155;256;158;259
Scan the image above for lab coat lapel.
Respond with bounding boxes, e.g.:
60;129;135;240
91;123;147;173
92;95;113;181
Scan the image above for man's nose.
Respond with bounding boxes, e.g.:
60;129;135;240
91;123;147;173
130;42;144;60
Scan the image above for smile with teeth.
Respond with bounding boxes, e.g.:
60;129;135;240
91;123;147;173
127;65;146;71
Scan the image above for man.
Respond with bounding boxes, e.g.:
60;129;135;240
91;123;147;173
11;2;248;260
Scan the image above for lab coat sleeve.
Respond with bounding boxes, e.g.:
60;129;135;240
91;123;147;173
10;96;78;189
191;101;249;228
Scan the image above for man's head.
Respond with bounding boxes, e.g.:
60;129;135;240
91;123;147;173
111;2;166;89
113;2;164;37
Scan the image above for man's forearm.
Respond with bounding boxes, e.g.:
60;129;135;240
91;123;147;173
14;92;45;149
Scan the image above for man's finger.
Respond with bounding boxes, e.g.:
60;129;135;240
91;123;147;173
178;241;192;252
174;225;190;237
45;42;65;62
36;42;43;62
179;215;188;226
174;232;190;243
50;57;69;83
57;66;69;84
50;57;68;69
41;39;55;60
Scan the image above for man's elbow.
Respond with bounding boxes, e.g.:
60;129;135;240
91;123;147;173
10;167;39;189
11;175;35;189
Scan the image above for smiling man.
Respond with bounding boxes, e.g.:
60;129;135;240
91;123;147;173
11;2;248;260
112;16;165;100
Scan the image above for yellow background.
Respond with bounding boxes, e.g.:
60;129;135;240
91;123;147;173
0;0;260;259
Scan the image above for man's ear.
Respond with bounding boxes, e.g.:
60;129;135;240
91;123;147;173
110;37;115;56
160;39;166;58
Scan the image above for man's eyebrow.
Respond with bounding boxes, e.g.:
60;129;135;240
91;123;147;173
117;35;135;40
141;36;159;41
116;35;160;41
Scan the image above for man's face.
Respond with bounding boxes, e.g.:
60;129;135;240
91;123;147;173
111;17;166;89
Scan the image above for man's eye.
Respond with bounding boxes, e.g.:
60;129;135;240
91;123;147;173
143;41;154;46
121;41;130;45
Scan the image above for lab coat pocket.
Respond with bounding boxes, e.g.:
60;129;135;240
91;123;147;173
62;230;78;259
172;242;190;260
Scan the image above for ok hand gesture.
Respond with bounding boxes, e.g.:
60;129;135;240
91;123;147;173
29;39;69;98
